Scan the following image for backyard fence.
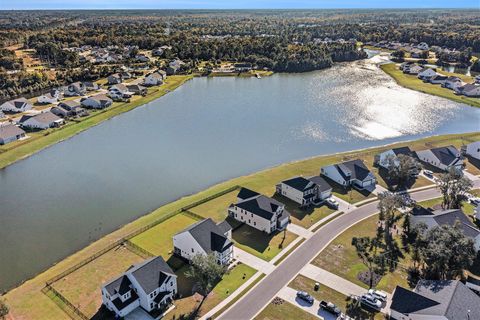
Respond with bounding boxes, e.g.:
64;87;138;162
124;239;155;259
44;284;89;320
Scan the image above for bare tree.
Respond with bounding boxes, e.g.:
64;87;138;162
351;236;381;288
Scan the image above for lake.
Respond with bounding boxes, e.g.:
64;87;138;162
0;56;479;291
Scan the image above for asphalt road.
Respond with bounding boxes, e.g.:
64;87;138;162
218;185;463;320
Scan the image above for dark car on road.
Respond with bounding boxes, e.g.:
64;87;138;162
320;300;341;315
296;291;314;304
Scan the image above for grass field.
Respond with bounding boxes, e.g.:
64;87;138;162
255;299;319;320
129;213;200;257
289;275;383;320
380;63;480;108
189;190;239;222
273;194;335;228
312;214;411;293
4;132;479;319
52;245;144;318
0;75;193;169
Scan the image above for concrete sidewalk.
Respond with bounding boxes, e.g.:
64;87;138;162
234;247;275;274
464;170;480;183
331;195;357;213
300;264;365;297
287;223;314;239
372;184;389;195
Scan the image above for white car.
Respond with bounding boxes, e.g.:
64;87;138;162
325;197;339;209
360;294;382;310
423;170;433;177
368;289;387;302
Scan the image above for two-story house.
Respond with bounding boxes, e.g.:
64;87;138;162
101;256;177;318
275;176;332;207
228;188;290;234
173;218;233;265
320;159;376;190
415;145;463;171
374;147;413;170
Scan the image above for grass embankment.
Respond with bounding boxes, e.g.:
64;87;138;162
0;75;193;170
380;63;480;108
254;299;319;320
3;132;480;319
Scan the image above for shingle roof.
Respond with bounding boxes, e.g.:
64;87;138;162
432;209;480;239
282;176;316;192
237;187;260;201
391;146;412;156
59;100;81;109
177;218;233;255
0;124;25;140
391;280;480;319
104;275;132;296
20;112;61;125
129;256;176;295
336;159;373;182
429;146;460;166
236;194;283;221
307;176;332;192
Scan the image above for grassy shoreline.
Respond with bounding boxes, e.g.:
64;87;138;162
3;131;480;319
380;63;480;108
0;75;193;170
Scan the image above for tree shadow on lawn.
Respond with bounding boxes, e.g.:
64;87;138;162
233;224;284;253
377;167;417;192
271;194;314;222
327;178;373;200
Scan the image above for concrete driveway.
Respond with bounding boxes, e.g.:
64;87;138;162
124;307;154;320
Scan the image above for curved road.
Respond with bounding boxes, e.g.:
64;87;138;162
219;183;479;320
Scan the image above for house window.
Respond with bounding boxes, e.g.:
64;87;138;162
150;302;154;309
248;220;251;224
254;222;256;226
191;248;194;253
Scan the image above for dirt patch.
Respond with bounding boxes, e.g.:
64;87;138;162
357;270;382;288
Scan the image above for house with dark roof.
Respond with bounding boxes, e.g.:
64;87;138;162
410;207;480;250
101;256;177;318
64;82;87;97
275;176;332;207
0;98;33;113
173;218;233;265
390;280;480;320
80;94;113;109
320;159;376;190
19;112;64;130
416;145;463;171
228;188;290;234
374;147;413;170
0;124;26;145
107;73;123;85
52;100;87;118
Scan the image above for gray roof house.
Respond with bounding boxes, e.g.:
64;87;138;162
0;98;33;113
101;256;177;318
374;146;413;169
410;207;480;250
64;82;87;97
228;188;290;234
415;145;463;171
173;218;233;265
81;94;113;109
321;159;376;190
390;280;480;320
276;176;332;207
0;124;26;145
19;112;64;130
107;73;123;85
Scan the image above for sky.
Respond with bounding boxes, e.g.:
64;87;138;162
1;0;479;10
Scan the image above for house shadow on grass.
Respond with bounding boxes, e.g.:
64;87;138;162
377;167;417;192
326;177;373;200
467;155;480;172
233;224;284;253
91;305;116;320
271;194;314;222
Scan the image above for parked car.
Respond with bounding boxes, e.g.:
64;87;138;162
368;289;387;302
325;197;339;209
360;294;382;310
296;291;314;304
319;300;341;315
423;170;433;177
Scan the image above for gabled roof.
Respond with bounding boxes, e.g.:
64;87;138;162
335;159;373;182
429;145;460;166
282;176;316;192
237;187;260;201
432;209;480;239
129;256;176;295
104;275;132;296
20;112;61;125
0;124;25;140
307;176;332;192
2;97;31;110
59;100;81;109
176;218;233;255
235;193;284;221
391;146;412;156
390;285;440;314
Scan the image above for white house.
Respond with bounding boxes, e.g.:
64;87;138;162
405;65;423;75
390;280;480;320
64;82;86;97
415;145;463;171
0;124;26;145
374;147;412;170
101;256;177;318
275;176;332;207
464;141;480;160
0;98;33;113
442;76;463;90
19;112;64;130
38;89;61;104
410;207;480;250
108;84;133;99
417;68;437;80
228;188;290;234
320;159;376;189
81;94;113;109
173;218;233;265
144;72;164;86
457;83;480;97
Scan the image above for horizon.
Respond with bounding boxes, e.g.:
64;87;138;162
1;0;479;10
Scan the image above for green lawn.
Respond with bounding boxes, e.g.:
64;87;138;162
312;214;410;293
5;132;480;320
165;263;257;320
233;224;297;261
273;194;335;228
380;63;480;108
255;300;319;320
289;275;383;320
0;75;193;169
52;246;145;318
418;195;478;219
129;213;199;258
189;190;239;222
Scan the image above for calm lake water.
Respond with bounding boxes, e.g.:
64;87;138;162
1;57;479;291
